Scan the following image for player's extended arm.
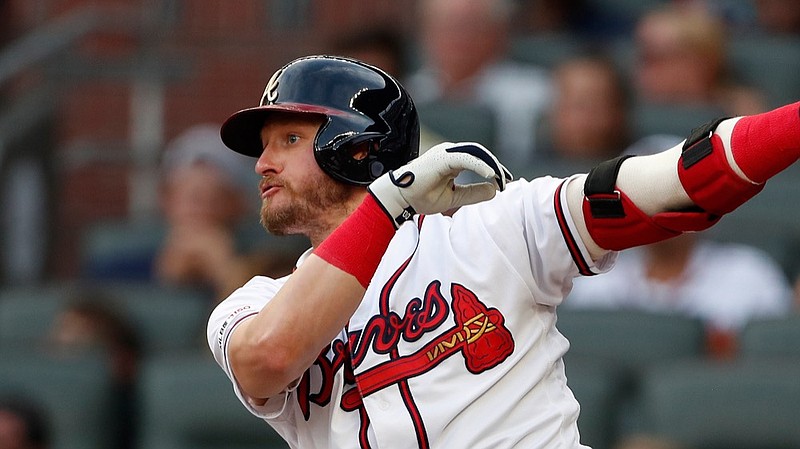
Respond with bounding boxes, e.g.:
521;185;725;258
228;142;512;400
566;101;800;261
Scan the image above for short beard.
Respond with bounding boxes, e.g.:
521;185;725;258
260;175;354;236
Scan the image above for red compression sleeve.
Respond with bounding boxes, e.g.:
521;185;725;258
730;101;800;183
314;194;396;288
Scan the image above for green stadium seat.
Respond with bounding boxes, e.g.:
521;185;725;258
0;281;210;355
740;315;800;359
510;33;589;69
558;309;707;441
557;309;707;372
563;355;627;449
0;283;66;347
80;218;166;281
0;351;116;449
637;359;800;449
138;353;288;449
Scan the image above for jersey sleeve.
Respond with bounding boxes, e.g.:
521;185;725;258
453;175;616;306
206;275;295;419
553;175;617;277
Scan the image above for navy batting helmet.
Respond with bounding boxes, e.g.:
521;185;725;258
220;55;420;185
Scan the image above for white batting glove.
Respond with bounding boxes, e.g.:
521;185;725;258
368;142;513;228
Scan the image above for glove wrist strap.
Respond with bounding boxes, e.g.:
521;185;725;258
367;171;416;228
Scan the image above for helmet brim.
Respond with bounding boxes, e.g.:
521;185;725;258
220;103;338;157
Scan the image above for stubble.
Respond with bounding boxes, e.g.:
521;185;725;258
260;174;354;237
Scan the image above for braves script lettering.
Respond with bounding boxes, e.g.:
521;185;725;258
296;280;514;421
350;280;450;367
296;338;352;420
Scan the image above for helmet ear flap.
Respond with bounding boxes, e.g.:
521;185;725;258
344;139;375;162
342;139;386;179
316;132;390;184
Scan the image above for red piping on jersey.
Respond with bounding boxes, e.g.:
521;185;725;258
554;180;595;276
378;215;431;449
358;406;371;448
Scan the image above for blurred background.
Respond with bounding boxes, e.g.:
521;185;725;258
1;0;800;448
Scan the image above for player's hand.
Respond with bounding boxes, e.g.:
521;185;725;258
367;141;513;228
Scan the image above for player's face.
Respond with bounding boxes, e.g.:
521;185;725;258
256;114;356;237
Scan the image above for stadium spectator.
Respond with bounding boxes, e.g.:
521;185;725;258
329;27;410;80
406;0;552;170
541;54;631;164
511;0;631;39
0;396;50;449
753;0;800;35
632;4;767;116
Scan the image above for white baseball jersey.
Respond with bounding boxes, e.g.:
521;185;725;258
207;175;616;449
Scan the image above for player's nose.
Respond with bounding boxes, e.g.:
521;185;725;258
255;146;279;176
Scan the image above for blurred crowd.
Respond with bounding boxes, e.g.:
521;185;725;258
1;0;800;448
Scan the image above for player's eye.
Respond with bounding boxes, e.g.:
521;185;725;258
287;134;300;145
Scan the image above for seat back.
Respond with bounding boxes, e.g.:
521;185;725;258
0;284;66;348
138;353;288;449
639;359;800;449
510;33;589;69
80;218;166;281
563;356;627;449
0;281;210;355
557;309;707;370
740;315;800;358
0;351;115;449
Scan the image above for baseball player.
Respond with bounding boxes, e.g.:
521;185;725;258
207;55;800;448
